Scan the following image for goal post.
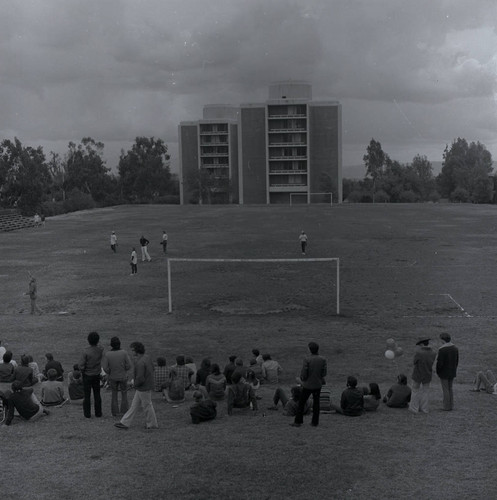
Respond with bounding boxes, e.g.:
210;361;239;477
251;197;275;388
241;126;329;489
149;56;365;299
290;192;333;206
167;257;340;315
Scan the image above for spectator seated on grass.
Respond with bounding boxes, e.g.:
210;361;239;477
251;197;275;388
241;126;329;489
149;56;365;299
246;369;261;399
362;382;381;411
227;372;258;416
232;357;247;381
43;353;64;382
223;355;237;385
268;385;312;417
185;356;197;385
13;355;37;387
251;348;263;365
4;381;49;425
0;351;15;383
153;356;170;392
190;391;217;424
205;364;227;401
68;369;84;404
27;355;43;383
331;376;364;416
195;358;212;388
383;374;412;408
261;354;282;384
41;369;66;406
248;358;263;381
471;370;497;394
171;355;194;391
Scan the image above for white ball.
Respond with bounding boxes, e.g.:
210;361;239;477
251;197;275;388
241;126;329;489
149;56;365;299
385;350;395;360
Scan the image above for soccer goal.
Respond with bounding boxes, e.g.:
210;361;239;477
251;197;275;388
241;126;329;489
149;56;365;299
166;257;340;315
289;192;333;206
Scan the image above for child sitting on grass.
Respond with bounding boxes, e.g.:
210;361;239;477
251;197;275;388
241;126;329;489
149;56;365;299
268;385;311;416
41;369;66;406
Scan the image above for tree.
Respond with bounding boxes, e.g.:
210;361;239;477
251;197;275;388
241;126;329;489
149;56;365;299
65;138;111;203
0;138;50;214
47;152;67;201
185;167;230;204
363;139;386;202
437;138;493;202
118;137;172;202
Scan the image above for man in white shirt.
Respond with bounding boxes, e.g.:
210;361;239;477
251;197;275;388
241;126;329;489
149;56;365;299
299;230;308;255
110;231;117;253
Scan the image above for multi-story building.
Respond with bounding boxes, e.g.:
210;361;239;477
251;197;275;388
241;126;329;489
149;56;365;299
179;82;341;205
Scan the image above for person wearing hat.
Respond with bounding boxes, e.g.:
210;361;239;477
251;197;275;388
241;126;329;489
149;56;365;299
436;333;459;411
102;336;132;416
110;231;118;253
409;338;437;414
4;380;50;425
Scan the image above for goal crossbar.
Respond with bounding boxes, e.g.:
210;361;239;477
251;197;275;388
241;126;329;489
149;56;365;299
166;257;340;314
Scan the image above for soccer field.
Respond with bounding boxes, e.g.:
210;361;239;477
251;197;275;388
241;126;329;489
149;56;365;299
2;203;497;499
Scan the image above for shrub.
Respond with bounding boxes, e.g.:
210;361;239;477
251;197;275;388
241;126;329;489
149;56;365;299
450;187;470;203
399;190;419;203
374;190;390;203
428;190;441;202
346;190;364;203
40;201;66;216
63;189;96;213
154;195;180;205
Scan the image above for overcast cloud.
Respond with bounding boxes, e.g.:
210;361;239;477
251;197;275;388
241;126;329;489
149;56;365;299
0;0;496;173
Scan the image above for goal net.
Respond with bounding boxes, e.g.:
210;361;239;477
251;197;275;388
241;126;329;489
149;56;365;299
166;258;340;315
289;192;333;206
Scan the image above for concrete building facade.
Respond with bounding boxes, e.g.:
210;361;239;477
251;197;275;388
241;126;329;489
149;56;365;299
179;82;341;205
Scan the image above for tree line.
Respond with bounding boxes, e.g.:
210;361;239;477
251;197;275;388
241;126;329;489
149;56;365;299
0;136;178;216
344;137;494;203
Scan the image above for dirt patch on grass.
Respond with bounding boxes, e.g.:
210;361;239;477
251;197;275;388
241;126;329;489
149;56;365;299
208;299;307;315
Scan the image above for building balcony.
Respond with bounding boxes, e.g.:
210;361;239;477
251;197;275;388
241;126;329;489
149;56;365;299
269;169;307;175
267;114;307;119
200;153;229;157
201;164;229;169
268;142;306;147
269;155;307;160
199;131;228;136
268;128;307;133
269;184;308;193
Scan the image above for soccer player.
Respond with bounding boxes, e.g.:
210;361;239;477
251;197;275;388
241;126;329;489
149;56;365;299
110;231;117;253
161;230;168;254
299;230;308;255
130;248;138;275
139;235;151;262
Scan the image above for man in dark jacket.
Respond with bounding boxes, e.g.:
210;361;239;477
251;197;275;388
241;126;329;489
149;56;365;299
79;331;104;419
292;341;327;427
4;381;49;425
436;333;459;411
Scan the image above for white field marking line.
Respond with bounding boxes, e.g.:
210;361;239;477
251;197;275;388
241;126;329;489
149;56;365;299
432;293;472;318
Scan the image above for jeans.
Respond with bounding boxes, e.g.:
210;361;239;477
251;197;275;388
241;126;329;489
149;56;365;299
440;378;454;410
294;387;321;426
409;381;430;413
109;379;129;416
120;390;157;428
83;374;102;418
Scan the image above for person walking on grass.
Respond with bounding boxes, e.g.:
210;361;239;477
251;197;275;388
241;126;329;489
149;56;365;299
140;235;151;262
115;342;158;430
79;331;104;419
291;341;327;428
130;247;138;275
110;231;117;253
299;230;308;256
436;333;459;411
409;338;436;414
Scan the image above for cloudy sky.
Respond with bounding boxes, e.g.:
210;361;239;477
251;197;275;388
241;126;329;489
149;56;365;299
1;0;496;175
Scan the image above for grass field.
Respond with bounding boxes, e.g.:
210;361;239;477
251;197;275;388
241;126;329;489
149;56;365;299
2;203;497;499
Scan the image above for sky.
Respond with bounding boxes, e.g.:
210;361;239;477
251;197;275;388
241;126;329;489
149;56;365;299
1;0;496;176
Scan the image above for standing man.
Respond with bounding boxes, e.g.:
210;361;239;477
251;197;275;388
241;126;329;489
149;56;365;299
299;230;308;256
102;336;132;417
292;341;327;427
130;247;138;275
110;231;117;253
436;333;459;411
409;338;437;414
140;235;151;262
79;331;104;419
27;274;42;315
115;342;158;430
160;230;168;254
